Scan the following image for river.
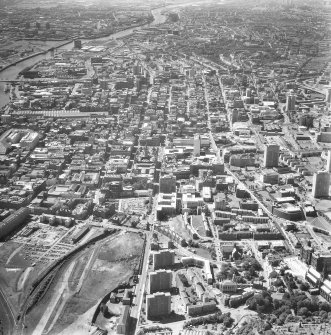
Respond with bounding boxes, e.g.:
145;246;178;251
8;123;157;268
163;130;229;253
0;5;169;109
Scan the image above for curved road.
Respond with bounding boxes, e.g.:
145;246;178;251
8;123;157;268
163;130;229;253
0;286;16;335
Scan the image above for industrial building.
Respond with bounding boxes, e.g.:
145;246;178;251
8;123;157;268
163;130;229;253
159;174;176;194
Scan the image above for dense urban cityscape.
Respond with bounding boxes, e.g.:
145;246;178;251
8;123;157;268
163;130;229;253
0;0;331;334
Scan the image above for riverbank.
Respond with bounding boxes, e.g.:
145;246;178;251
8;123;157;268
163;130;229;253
0;40;72;76
0;14;159;76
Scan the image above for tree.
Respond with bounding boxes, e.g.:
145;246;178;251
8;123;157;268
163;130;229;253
273;299;282;311
299;282;309;291
217;270;228;282
298;307;309;317
265;331;276;335
319;302;331;312
274;278;283;287
249;267;256;277
131;220;138;228
158;212;168;221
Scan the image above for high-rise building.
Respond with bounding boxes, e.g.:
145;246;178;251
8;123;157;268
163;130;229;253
286;92;296;112
312;171;330;198
149;269;173;293
159;174;176;194
214;193;226;210
74;39;82;49
153;250;175;270
117;306;130;334
194;134;201;156
146;292;171;319
263;144;279;168
311;252;331;273
231;109;239;124
325;86;331;107
133;64;143;76
327;151;331;173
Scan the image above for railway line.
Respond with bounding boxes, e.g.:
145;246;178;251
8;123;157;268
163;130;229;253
16;229;117;335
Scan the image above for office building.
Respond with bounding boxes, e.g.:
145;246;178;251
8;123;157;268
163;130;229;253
149;269;173;293
263;144;279;168
156;193;177;219
312;171;330;198
286;92;296;112
231;109;239;124
194;134;201;156
146;292;171;319
261;169;279;185
159;174;176;194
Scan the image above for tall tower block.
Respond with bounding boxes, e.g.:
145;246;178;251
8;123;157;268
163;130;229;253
263;144;279;168
286;92;296;112
326;151;331;173
194;134;201;156
312;171;330;198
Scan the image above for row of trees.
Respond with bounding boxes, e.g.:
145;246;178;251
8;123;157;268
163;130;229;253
184;312;234;328
247;289;331;325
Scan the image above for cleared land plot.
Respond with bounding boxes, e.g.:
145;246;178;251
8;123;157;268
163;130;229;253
315;199;331;220
46;232;144;335
195;246;213;260
119;197;149;215
95;302;124;335
168;215;191;240
0;242;30;309
191;215;207;237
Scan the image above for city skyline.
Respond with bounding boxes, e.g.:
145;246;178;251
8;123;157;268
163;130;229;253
0;0;330;335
